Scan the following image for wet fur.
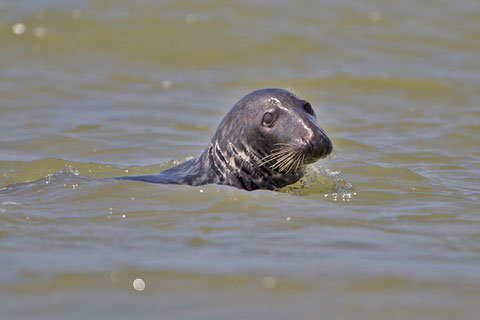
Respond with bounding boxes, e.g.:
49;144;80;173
113;88;332;191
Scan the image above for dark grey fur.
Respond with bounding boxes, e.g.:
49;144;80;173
113;88;332;191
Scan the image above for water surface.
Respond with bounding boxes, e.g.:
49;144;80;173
1;0;480;319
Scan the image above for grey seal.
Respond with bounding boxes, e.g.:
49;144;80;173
114;88;332;191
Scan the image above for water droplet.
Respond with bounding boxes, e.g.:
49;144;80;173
133;278;145;291
262;276;277;289
12;23;25;35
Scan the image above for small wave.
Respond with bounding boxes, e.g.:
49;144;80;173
0;165;82;195
45;166;79;180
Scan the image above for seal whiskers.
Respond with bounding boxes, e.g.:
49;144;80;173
260;143;306;174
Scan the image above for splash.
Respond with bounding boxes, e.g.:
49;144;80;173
279;165;353;197
44;166;80;183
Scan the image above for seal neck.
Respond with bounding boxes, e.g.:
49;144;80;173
207;141;277;191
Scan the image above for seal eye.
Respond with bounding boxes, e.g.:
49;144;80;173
303;102;314;115
263;112;274;126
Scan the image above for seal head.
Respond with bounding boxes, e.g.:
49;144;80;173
114;88;332;191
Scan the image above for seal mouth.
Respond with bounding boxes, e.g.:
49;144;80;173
259;136;332;173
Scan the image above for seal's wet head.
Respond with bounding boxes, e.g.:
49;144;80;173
212;88;332;177
114;88;332;191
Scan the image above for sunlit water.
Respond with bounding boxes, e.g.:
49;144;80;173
1;0;480;319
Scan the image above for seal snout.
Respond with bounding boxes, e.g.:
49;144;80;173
322;135;333;157
304;130;333;162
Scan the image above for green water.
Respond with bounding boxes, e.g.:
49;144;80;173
1;0;480;319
